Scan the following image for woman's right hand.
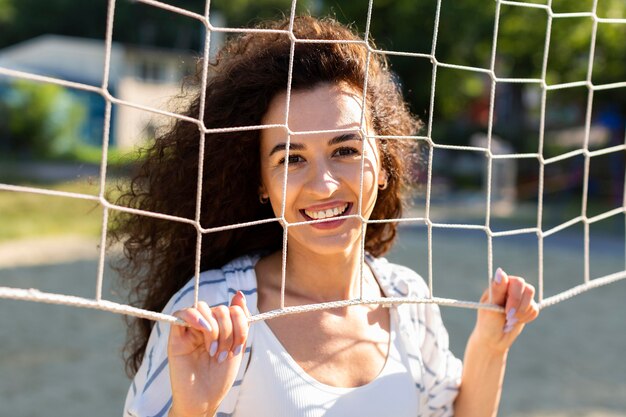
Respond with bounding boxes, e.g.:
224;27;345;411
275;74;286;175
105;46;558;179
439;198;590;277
167;291;250;417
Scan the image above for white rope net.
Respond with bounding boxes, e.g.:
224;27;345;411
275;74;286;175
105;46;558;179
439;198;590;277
0;0;625;327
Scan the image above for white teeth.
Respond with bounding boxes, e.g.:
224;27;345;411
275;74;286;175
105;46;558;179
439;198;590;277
304;204;348;220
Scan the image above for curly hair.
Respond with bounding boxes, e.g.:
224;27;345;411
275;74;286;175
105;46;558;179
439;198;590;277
111;15;422;377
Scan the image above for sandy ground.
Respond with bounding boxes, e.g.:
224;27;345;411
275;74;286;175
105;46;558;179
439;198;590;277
0;226;625;417
0;236;105;269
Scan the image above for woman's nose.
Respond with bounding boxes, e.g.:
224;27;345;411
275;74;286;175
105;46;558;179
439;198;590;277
304;163;340;198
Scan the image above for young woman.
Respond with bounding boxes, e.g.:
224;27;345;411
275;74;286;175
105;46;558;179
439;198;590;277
116;16;539;417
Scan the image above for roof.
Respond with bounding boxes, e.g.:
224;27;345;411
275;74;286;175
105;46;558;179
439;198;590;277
0;34;197;87
0;34;125;86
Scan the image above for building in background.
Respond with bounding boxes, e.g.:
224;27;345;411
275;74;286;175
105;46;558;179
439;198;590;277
0;34;199;150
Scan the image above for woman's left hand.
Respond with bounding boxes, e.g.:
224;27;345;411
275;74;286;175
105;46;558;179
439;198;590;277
472;268;540;352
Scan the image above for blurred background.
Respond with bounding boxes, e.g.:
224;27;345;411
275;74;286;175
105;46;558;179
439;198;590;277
0;0;625;416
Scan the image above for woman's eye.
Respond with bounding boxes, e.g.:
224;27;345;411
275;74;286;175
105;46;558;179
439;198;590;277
278;154;304;165
334;147;360;157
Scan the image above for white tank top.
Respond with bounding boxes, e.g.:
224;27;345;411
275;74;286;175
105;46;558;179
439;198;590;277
233;308;418;417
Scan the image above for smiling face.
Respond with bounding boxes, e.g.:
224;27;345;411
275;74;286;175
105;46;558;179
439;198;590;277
259;82;386;256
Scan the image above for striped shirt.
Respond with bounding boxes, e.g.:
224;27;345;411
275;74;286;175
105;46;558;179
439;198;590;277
123;254;462;417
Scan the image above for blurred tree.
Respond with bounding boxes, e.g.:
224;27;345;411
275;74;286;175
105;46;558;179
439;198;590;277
1;0;623;150
317;0;625;147
0;80;85;158
0;1;109;49
0;0;14;25
0;0;315;50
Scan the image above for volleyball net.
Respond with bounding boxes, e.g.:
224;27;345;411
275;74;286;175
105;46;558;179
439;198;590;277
0;0;625;326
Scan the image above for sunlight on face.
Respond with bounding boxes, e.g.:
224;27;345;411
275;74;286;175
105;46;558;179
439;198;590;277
259;82;385;256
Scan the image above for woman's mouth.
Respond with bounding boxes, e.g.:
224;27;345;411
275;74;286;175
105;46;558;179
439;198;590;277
300;203;352;230
300;203;352;224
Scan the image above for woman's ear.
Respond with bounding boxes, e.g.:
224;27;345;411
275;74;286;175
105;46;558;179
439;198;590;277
258;185;269;204
378;169;388;190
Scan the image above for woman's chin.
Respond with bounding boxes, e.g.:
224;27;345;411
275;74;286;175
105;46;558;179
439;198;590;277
288;228;363;257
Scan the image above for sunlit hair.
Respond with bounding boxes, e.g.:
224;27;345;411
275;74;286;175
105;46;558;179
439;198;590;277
111;15;422;376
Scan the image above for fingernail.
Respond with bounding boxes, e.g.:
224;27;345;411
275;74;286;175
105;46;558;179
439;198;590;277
231;291;246;307
506;307;517;321
198;317;212;332
217;351;228;363
209;341;218;357
507;317;519;327
494;268;505;284
233;344;243;356
503;323;514;333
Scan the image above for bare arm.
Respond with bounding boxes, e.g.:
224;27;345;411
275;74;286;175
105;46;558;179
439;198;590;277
454;269;539;417
454;334;508;417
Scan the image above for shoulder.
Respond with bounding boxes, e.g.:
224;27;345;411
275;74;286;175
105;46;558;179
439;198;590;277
366;254;430;299
162;253;260;314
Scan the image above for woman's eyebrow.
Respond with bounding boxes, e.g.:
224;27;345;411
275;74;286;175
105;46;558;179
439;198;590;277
328;133;362;146
268;133;361;156
268;142;305;156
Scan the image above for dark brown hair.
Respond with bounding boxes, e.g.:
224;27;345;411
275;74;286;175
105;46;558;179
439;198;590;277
111;15;421;377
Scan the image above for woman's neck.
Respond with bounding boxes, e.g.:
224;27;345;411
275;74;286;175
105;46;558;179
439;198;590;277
280;241;375;303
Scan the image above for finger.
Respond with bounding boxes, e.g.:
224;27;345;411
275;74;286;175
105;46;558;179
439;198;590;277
518;299;540;323
503;277;525;333
230;290;251;319
169;309;209;349
170;309;192;338
487;267;510;306
516;284;535;322
229;303;249;356
504;276;525;317
197;302;219;353
172;308;213;334
212;305;234;363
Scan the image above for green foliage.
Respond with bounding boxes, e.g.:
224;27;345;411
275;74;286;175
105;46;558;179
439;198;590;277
496;5;548;79
593;21;626;85
552;0;593;14
0;0;14;24
0;0;315;51
0;0;107;48
1;0;623;151
209;0;314;26
1;79;85;158
596;0;626;18
545;17;593;85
